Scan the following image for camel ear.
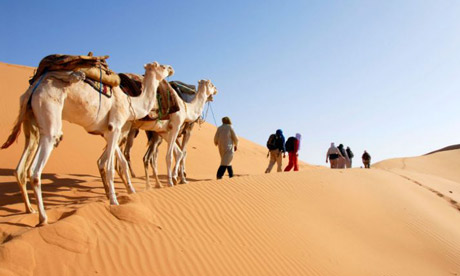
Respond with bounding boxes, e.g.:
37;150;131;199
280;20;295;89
168;66;175;76
153;61;159;67
144;64;148;69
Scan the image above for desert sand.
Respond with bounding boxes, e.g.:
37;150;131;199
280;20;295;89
0;62;459;276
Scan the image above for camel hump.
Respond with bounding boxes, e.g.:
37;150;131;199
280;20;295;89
30;54;120;87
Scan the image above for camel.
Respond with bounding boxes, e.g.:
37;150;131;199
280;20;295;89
124;79;217;188
138;121;197;189
2;61;174;225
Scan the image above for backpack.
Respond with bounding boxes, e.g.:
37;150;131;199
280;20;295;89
285;137;297;152
266;134;278;150
362;152;370;161
346;148;354;158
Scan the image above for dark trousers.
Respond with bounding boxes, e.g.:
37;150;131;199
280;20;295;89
217;165;234;179
363;161;370;168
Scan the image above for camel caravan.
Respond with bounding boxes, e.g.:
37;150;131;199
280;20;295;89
1;53;218;225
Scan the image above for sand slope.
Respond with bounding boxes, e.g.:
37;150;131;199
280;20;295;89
1;62;460;276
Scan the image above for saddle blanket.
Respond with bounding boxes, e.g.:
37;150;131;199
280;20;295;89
30;53;120;87
84;78;112;98
119;74;180;120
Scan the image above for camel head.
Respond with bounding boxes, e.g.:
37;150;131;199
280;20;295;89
198;79;218;102
144;62;175;80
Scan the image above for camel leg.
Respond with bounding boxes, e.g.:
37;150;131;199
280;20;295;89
177;123;194;184
164;124;181;187
123;127;138;178
115;146;136;194
97;155;111;200
14;116;39;213
143;144;153;190
28;88;67;225
143;131;162;189
98;129;121;206
30;133;60;225
172;143;184;184
150;142;162;188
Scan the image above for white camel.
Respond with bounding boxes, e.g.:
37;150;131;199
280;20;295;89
2;62;174;225
137;121;196;189
124;79;217;188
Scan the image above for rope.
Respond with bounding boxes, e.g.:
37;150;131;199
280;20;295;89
201;102;210;124
157;89;162;120
28;69;48;106
96;65;103;119
209;102;217;126
166;88;170;115
127;93;136;118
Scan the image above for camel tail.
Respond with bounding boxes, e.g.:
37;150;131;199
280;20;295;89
1;89;32;149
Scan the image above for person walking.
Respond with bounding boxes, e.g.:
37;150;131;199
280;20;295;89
362;150;371;168
284;133;301;172
346;146;354;168
214;117;239;179
337;144;350;169
326;143;342;169
265;129;286;173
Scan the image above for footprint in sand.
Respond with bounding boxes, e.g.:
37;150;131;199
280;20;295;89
38;215;97;254
109;203;157;225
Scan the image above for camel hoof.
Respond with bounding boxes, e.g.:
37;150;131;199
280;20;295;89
180;179;188;184
26;207;37;214
37;218;48;227
109;198;120;205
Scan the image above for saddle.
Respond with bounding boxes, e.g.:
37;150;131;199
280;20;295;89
169;81;197;103
119;73;143;97
30;53;120;87
119;73;180;121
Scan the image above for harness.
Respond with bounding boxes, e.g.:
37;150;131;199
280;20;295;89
27;69;48;107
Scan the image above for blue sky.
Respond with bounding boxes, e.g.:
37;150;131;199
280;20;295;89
1;0;460;166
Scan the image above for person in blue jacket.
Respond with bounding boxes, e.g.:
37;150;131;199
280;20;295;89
265;129;286;173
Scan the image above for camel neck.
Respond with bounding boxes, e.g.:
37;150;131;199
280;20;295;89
130;72;159;120
186;86;208;121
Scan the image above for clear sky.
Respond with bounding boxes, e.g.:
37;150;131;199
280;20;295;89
1;0;459;166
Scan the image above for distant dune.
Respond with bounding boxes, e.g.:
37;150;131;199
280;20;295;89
425;144;460;155
1;62;459;276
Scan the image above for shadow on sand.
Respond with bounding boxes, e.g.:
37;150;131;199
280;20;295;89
0;168;216;215
0;168;107;212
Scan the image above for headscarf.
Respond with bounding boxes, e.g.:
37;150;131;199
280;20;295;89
275;129;286;152
296;133;301;151
222;116;232;125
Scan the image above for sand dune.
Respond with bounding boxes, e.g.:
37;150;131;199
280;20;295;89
1;62;460;275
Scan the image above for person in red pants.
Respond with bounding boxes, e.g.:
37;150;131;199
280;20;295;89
284;133;301;171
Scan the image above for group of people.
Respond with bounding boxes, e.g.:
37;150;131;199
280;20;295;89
213;117;372;180
213;121;303;179
326;143;371;169
265;129;301;173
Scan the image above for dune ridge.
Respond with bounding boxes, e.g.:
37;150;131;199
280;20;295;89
1;62;460;275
